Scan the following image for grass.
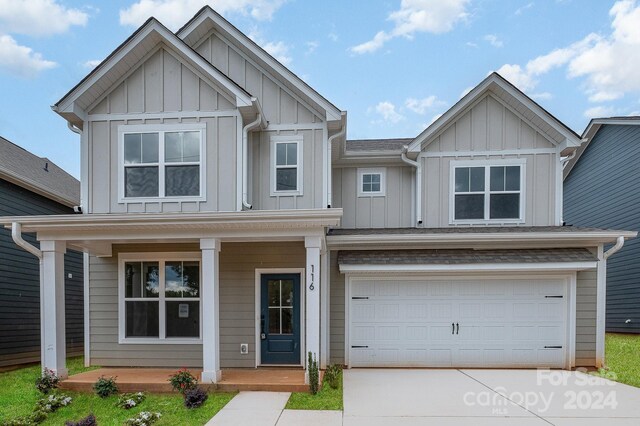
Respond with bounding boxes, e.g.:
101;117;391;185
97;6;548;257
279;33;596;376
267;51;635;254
0;357;235;425
601;333;640;388
285;370;343;411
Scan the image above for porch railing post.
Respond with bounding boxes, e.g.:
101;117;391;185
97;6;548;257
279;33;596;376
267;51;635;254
41;240;67;379
200;238;221;383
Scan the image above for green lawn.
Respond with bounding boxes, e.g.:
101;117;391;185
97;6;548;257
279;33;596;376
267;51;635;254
0;357;235;425
604;333;640;388
285;370;343;411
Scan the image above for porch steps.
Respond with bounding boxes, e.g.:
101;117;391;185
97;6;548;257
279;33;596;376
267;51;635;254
60;367;316;393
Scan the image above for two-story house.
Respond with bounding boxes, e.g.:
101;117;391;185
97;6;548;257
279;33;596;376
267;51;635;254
1;7;634;382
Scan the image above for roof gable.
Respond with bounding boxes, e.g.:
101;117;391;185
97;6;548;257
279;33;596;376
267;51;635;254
177;6;342;124
54;18;253;127
407;73;581;155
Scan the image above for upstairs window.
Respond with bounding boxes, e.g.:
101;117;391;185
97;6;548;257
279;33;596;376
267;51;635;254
358;168;386;197
271;136;303;196
119;124;205;201
451;160;524;223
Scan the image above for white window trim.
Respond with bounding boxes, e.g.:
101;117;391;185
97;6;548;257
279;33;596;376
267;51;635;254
118;252;203;345
357;167;386;197
449;159;526;225
117;123;207;203
270;135;303;197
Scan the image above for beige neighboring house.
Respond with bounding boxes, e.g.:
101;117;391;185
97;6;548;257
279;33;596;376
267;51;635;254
1;6;634;381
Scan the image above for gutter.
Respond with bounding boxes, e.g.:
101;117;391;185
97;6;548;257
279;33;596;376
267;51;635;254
401;146;422;224
11;222;42;259
604;236;625;259
242;99;266;210
327;116;346;207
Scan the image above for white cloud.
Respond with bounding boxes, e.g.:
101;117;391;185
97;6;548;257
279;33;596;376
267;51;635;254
584;105;615;118
484;34;503;48
350;0;470;54
497;0;640;104
0;35;56;78
328;31;339;42
460;86;474;98
405;95;445;114
374;101;405;123
120;0;286;30
466;41;478;48
83;59;102;69
514;2;534;15
531;92;553;100
305;41;319;55
0;0;88;36
260;39;291;65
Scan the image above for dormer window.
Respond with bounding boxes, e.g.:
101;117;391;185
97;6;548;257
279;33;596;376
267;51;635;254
119;124;205;202
450;159;525;223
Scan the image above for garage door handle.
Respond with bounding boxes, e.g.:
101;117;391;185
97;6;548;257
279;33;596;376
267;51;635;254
452;323;455;334
544;345;563;349
545;295;563;298
351;345;369;348
456;323;459;335
352;297;369;300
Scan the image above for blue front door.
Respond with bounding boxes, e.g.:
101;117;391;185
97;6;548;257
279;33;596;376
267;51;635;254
260;274;301;365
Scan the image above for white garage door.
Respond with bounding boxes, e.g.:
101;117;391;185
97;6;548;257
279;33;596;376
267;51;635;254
348;277;568;368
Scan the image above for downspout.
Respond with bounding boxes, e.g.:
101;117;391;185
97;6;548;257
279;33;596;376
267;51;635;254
67;122;81;135
326;124;346;208
561;149;577;170
604;236;625;259
401;146;422;225
242;114;262;210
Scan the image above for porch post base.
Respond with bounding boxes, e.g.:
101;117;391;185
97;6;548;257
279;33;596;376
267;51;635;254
53;368;69;380
201;370;222;384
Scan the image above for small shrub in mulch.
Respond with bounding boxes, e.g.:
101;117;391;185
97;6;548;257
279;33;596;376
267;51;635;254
168;368;197;394
35;368;60;395
183;387;208;409
93;376;118;398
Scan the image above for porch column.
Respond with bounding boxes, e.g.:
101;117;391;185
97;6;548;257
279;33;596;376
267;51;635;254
200;238;221;383
40;240;67;379
305;236;322;372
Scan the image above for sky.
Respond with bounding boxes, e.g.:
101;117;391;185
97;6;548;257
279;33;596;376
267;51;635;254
1;0;640;179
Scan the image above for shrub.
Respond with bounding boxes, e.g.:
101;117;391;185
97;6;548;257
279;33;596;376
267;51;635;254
308;352;319;395
183;387;208;409
123;411;161;426
93;375;118;398
116;392;146;409
35;368;60;394
168;368;197;394
35;392;73;413
64;414;97;426
323;364;342;389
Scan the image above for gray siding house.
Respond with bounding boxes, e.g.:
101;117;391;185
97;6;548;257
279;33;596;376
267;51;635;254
1;6;633;381
0;137;84;369
564;118;640;333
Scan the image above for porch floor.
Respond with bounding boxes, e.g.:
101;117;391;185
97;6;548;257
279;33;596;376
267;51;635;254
61;367;313;393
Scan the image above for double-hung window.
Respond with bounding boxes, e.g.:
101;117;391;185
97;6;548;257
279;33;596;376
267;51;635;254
120;124;205;201
451;160;525;223
271;136;303;195
357;168;386;197
120;254;201;343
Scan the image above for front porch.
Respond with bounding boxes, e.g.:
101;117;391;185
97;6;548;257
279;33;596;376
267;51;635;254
60;367;316;393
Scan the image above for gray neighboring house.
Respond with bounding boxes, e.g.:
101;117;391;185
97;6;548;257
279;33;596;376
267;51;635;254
564;117;640;334
0;137;84;369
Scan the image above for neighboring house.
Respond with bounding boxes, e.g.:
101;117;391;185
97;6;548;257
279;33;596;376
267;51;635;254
0;137;84;369
564;117;640;334
1;7;633;381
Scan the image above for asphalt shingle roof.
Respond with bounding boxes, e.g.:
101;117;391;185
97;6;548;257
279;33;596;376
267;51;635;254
0;136;80;206
338;248;597;265
345;138;413;152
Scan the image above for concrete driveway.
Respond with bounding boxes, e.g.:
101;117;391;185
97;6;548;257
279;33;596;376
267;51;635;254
343;369;640;425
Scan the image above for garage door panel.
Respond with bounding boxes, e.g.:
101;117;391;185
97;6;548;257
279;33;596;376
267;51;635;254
349;277;568;368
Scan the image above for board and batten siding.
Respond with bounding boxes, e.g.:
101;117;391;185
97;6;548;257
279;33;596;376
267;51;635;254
329;251;345;365
88;241;305;368
332;166;413;228
0;179;84;368
193;32;322;125
249;130;325;210
86;47;239;215
564;124;640;333
421;95;559;228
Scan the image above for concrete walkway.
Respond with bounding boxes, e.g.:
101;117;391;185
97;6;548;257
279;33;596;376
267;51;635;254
206;391;343;426
343;369;640;425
